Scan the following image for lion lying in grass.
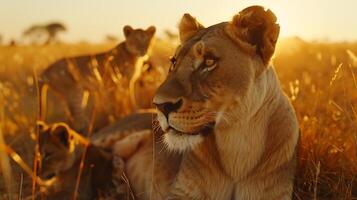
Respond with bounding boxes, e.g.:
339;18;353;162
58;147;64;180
35;5;299;200
151;6;299;199
111;6;299;200
36;121;131;200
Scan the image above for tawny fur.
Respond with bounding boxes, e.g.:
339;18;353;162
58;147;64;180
39;26;155;132
36;122;129;200
120;6;299;200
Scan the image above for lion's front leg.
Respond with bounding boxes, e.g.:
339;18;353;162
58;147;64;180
166;153;233;200
233;164;295;200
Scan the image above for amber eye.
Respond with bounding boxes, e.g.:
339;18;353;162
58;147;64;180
205;58;215;66
202;57;218;72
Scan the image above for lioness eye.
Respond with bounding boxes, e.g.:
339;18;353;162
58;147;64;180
202;56;218;72
169;56;177;72
43;152;53;160
205;59;215;66
169;56;177;65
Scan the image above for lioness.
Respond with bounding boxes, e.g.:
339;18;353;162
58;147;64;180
36;121;128;200
39;25;156;132
150;6;299;199
102;6;299;200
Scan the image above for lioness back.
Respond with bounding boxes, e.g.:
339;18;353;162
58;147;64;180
40;26;156;132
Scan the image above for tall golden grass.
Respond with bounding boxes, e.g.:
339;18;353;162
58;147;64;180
0;37;356;199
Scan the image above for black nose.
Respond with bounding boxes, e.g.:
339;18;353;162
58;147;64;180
155;99;183;117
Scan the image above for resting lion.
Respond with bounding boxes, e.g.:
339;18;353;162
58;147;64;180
36;121;130;200
121;6;299;200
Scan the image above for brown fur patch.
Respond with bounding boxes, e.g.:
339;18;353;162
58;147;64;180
179;14;205;43
225;5;280;65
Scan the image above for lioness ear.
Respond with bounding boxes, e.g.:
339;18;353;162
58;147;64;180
179;13;204;43
36;121;48;142
146;26;156;37
226;6;280;65
52;124;72;148
123;25;133;38
36;121;47;133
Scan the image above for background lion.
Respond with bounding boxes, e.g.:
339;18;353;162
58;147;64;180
39;26;156;132
36;121;133;200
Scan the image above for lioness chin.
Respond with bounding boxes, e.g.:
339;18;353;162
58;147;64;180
151;5;299;200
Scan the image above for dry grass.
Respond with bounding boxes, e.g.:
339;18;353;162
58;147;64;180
275;38;357;199
0;37;356;199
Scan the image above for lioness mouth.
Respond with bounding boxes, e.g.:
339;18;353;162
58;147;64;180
168;122;215;136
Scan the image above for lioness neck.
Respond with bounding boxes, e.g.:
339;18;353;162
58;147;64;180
210;66;288;179
113;42;138;67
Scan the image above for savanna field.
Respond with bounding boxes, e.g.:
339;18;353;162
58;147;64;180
0;36;356;199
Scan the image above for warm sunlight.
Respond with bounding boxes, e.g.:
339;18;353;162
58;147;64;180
1;0;357;42
0;1;356;200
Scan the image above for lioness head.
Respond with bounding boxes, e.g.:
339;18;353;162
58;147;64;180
122;25;156;56
37;121;76;180
153;6;280;152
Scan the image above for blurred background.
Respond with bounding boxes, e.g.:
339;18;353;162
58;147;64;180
0;0;356;199
1;0;357;43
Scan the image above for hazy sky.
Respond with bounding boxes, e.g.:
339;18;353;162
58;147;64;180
1;0;357;42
